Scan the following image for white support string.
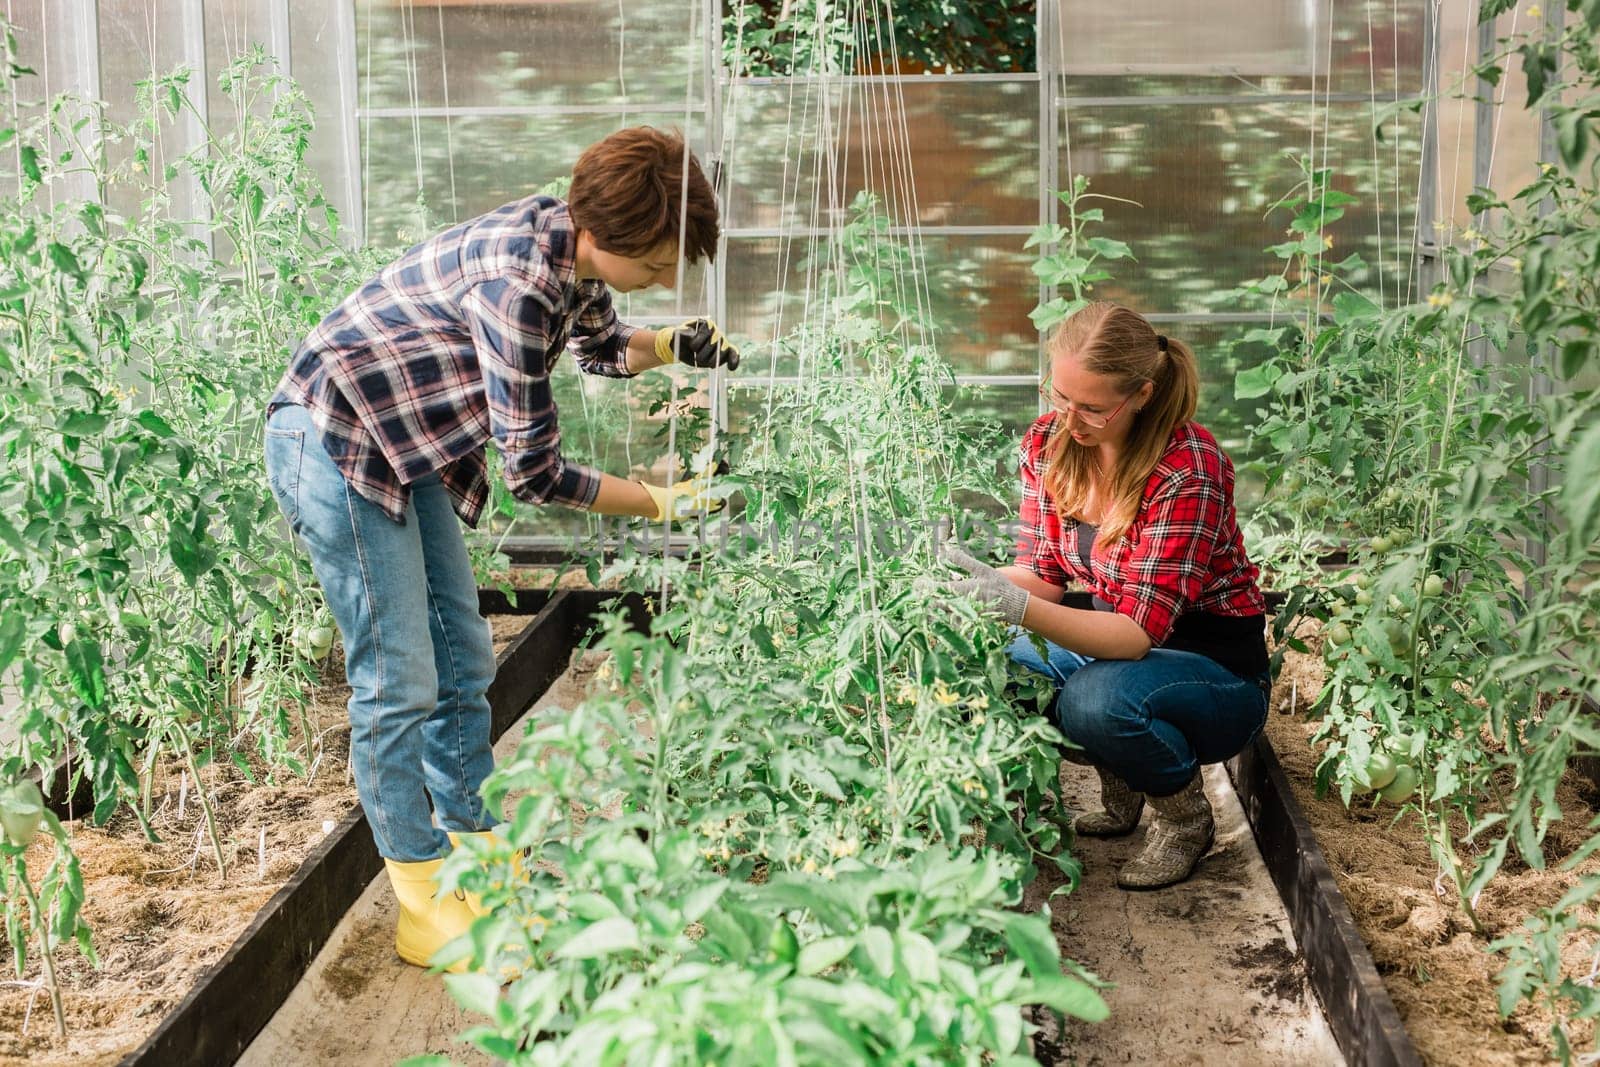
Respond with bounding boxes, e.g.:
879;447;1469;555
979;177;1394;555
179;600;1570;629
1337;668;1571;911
434;4;457;222
1367;3;1387;307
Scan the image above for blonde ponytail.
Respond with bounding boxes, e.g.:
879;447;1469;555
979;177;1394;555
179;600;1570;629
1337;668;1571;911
1042;303;1199;545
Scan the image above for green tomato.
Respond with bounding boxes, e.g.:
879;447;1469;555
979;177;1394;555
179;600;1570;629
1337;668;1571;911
1384;731;1423;759
1354;573;1373;591
0;780;45;847
1388;527;1411;547
1370;535;1392;554
768;918;799;964
58;620;76;646
1362;751;1398;791
1380;486;1402;507
1354;590;1373;606
1326;621;1352;647
1422;574;1444;598
1378;764;1419;803
307;625;334;654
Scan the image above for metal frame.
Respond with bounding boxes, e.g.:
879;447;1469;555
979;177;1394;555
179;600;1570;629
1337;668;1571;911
1526;1;1564;571
30;1;1468;561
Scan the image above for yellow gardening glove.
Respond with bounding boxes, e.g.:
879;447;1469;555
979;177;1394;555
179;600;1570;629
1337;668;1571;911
653;317;741;370
638;471;726;522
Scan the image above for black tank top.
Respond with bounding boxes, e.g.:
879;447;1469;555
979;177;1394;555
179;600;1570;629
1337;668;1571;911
1077;522;1268;681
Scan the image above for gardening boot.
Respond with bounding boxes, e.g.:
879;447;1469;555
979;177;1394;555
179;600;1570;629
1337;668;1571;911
1073;767;1145;837
1116;773;1215;890
386;856;478;972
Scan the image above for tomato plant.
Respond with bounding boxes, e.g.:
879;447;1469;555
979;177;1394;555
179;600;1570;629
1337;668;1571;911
1241;9;1600;1054
0;35;401;1023
427;205;1106;1062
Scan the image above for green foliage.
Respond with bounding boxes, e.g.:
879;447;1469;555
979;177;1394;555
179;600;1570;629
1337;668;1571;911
435;212;1101;1062
0;39;381;1009
1244;13;1600;1058
1027;175;1137;334
723;0;1035;78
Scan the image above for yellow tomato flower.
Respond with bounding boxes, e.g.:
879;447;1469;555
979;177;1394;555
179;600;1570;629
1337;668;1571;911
1527;5;1541;18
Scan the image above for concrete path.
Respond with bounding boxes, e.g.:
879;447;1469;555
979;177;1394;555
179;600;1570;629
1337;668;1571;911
243;671;1345;1066
1024;764;1344;1066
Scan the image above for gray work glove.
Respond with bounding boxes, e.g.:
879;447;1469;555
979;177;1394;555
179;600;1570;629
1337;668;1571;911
938;541;1030;627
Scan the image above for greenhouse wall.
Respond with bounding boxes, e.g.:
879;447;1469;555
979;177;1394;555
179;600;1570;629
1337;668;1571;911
0;1;1565;539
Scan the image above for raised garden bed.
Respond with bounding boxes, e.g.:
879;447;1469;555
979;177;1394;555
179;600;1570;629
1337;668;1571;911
0;592;586;1067
13;585;1487;1067
1254;630;1600;1066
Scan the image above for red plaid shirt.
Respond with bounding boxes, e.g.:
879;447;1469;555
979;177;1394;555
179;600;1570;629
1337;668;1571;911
1015;415;1266;646
270;196;641;527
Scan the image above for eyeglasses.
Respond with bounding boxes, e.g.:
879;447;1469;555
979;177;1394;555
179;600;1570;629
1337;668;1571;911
1037;381;1136;430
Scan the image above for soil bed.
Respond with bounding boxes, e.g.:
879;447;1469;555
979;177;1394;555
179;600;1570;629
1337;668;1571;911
238;651;608;1066
0;615;533;1066
1269;625;1600;1065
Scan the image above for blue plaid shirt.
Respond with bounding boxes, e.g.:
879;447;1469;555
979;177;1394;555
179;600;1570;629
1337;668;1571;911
269;195;641;526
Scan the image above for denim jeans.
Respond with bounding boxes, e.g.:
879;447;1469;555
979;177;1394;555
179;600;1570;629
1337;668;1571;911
264;404;497;861
1007;631;1269;797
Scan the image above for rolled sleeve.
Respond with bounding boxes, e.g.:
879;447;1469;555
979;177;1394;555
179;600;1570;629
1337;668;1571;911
1113;470;1224;644
464;278;603;509
1015;426;1070;587
569;285;641;378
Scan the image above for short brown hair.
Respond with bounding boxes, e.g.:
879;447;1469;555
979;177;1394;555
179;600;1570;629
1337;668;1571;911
568;127;719;263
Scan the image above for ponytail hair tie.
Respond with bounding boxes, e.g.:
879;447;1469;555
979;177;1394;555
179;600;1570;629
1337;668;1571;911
1156;334;1169;353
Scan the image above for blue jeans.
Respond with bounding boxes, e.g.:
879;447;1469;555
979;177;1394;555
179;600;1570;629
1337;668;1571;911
1007;632;1269;797
264;404;497;861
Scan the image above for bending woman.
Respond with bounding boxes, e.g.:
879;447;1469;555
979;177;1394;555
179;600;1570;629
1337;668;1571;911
944;302;1270;890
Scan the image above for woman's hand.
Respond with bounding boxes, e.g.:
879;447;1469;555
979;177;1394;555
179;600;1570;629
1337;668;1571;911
938;541;1031;626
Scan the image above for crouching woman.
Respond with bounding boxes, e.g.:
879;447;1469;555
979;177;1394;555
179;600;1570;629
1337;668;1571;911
944;302;1270;889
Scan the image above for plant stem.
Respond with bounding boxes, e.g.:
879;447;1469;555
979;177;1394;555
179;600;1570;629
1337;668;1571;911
170;719;227;877
16;870;66;1039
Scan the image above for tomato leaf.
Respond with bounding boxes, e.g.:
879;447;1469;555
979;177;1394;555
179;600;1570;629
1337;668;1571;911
553;916;640;961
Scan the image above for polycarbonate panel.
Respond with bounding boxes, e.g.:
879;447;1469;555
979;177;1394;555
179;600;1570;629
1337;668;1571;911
2;1;87;104
723;233;1038;376
361;112;708;245
724;77;1039;229
1054;0;1425;96
290;0;360;236
355;0;701;111
96;1;197;222
1057;101;1423;314
3;2;99;205
1434;6;1545;236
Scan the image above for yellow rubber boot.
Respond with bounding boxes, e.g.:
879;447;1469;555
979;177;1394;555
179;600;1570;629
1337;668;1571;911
385;857;477;972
